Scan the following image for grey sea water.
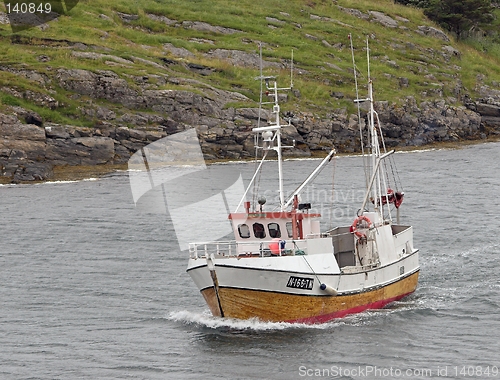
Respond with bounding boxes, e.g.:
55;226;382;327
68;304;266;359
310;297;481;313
1;142;499;379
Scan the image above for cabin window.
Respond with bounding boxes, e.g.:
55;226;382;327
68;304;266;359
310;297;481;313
268;223;281;238
253;223;266;239
286;222;294;238
238;224;250;239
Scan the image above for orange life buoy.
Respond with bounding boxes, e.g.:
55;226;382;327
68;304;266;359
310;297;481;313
350;215;372;239
269;238;285;255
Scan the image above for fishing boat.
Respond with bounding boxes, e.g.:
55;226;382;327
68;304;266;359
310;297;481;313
186;39;419;323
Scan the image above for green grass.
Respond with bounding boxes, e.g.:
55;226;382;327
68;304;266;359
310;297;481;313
0;92;92;126
1;94;22;106
0;0;499;124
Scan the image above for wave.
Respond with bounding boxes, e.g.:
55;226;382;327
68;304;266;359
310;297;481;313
168;310;336;331
0;177;101;187
35;177;100;185
167;304;421;332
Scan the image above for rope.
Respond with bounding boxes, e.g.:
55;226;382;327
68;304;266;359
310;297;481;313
390;154;404;193
251;134;260;210
252;149;267;211
301;254;323;285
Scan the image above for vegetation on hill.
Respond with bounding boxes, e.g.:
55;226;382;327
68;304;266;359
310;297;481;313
396;0;499;41
0;0;499;127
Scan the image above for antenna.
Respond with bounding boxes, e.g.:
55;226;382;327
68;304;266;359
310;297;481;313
350;34;369;190
366;36;371;81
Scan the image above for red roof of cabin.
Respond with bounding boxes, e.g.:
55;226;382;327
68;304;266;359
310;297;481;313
228;212;321;220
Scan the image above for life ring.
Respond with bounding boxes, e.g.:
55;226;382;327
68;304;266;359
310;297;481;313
350;215;372;239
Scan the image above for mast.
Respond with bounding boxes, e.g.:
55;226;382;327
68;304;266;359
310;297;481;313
237;46;294;212
252;77;293;211
350;36;405;223
349;34;369;191
274;82;285;210
366;39;381;217
237;47;336;213
354;37;386;220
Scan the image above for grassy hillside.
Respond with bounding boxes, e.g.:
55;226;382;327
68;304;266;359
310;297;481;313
0;0;499;126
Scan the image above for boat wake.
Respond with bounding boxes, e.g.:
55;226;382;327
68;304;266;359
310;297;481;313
167;304;421;332
168;310;334;331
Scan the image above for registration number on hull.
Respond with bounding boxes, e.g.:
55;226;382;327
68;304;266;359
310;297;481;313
287;276;314;290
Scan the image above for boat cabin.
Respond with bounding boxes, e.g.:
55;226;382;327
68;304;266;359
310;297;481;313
227;201;325;256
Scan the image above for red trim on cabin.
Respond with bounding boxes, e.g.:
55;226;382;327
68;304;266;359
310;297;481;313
287;291;414;324
228;212;321;220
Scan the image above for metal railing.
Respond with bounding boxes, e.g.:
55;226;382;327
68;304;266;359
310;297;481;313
189;240;237;259
188;240;307;259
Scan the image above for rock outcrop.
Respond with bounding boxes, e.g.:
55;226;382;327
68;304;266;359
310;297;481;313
1;90;499;183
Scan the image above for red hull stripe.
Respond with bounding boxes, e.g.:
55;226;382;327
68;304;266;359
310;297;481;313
287;291;414;324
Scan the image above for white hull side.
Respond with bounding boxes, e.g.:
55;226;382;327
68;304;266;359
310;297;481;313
187;250;419;296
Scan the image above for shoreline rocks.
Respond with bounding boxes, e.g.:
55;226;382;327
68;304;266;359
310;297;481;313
1;93;499;183
2;65;500;182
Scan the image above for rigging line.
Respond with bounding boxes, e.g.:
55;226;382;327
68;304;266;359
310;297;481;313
301;254;323;285
383;158;391;191
349;34;369;190
282;149;336;210
379;153;392;221
387;154;397;191
375;112;387;154
329;154;337;229
252;151;268;210
376;111;402;193
379;135;392;191
391;154;404;193
252;42;264;211
375;110;392;191
257;42;263;130
252;134;260;210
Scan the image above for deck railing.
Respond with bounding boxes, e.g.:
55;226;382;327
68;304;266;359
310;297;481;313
189;241;237;259
188;240;307;259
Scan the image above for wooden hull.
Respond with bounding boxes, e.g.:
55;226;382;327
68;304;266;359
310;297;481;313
200;270;419;323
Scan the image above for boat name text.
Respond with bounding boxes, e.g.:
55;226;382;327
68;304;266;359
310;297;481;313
287;276;314;290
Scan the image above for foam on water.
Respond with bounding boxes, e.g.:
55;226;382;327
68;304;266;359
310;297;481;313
167;310;340;331
50;177;100;184
1;178;102;186
167;301;424;333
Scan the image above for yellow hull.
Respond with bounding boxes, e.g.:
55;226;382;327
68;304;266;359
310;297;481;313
201;271;419;323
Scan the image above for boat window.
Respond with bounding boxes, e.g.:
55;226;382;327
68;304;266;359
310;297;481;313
253;223;266;239
268;223;281;238
238;224;250;239
286;222;294;238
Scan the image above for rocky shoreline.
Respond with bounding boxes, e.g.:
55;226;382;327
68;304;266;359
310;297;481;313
1;5;500;184
1;92;499;183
